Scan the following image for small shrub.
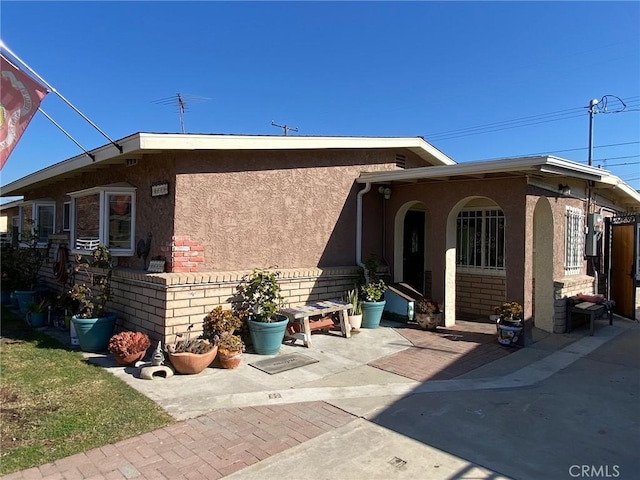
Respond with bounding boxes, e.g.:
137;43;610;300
108;331;151;357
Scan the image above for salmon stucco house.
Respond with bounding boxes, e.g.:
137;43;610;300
2;132;639;347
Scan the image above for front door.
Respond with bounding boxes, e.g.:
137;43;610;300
608;217;637;319
403;210;425;294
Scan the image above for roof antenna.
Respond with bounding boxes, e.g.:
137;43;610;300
271;120;298;136
152;93;210;133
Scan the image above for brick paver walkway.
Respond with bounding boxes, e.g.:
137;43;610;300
1;402;355;480
369;320;517;381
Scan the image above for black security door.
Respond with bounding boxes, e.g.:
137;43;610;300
403;210;425;294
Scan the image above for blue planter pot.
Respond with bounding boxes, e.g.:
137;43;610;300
28;311;46;327
1;290;12;305
248;315;289;355
14;290;36;314
71;312;117;352
361;300;386;329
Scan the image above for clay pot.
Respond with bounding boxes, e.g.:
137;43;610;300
113;349;147;366
218;350;242;369
166;345;218;374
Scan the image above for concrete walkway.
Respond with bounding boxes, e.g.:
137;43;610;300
2;316;639;480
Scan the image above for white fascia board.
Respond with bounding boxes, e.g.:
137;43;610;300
0;134;143;196
356;155;607;184
137;133;456;166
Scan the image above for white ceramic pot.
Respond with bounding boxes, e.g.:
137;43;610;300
349;314;363;331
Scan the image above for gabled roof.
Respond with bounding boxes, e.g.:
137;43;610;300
357;155;640;210
0;133;455;196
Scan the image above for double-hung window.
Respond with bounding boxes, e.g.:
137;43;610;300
564;206;584;275
19;200;56;245
456;209;505;272
69;185;136;255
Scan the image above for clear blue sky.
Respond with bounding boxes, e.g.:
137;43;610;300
1;1;639;194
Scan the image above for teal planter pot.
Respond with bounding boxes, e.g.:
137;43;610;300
361;300;386;329
28;311;46;327
71;313;117;352
14;290;36;314
1;290;12;305
248;315;289;355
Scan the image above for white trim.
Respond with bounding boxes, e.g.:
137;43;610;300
564;206;584;275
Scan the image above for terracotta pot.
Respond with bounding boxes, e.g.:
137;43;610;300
416;312;441;331
218;350;242;369
166;345;218;374
113;349;147;366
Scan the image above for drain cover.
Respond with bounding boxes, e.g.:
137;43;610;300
388;457;407;468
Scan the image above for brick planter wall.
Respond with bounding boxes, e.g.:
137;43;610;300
456;272;506;318
553;275;596;333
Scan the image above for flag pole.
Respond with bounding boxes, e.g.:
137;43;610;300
38;108;96;161
0;40;123;153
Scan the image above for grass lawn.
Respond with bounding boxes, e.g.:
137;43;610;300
0;306;174;475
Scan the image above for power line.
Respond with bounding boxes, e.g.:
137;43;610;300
424;96;640;142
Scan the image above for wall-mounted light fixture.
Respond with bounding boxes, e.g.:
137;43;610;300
378;186;392;200
558;184;571;195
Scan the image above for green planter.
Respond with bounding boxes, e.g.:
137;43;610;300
14;290;36;314
71;313;117;352
361;300;386;329
248;315;288;355
28;311;46;327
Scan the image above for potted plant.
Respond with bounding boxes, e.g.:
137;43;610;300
108;331;151;366
489;305;501;322
165;325;218;374
359;255;388;329
345;288;362;331
235;267;288;355
496;301;524;346
415;299;441;331
217;332;245;369
69;244;117;352
203;306;243;340
12;223;47;314
26;297;48;328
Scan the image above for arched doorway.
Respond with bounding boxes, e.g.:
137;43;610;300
533;197;554;332
394;201;432;295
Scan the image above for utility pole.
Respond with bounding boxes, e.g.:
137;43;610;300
271;120;298;136
587;98;599;167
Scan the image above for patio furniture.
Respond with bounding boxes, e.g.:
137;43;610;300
280;300;352;348
566;296;614;336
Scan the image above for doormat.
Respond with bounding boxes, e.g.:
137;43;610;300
249;353;319;375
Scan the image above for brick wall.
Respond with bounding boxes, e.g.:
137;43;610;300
160;235;205;273
456;272;506;318
553;274;595;333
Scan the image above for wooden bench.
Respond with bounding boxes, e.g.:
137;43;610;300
280;300;352;348
566;296;614;336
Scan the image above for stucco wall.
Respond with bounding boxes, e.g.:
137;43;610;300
173;149;397;271
18;154;176;270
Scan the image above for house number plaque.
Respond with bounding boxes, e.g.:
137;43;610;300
151;183;169;197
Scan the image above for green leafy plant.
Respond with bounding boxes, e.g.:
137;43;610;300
11;222;47;291
359;254;387;302
108;331;151;357
27;297;48;313
236;267;284;322
416;299;440;315
345;289;362;315
499;301;523;319
69;244;113;318
217;332;245;354
203;306;243;340
361;279;387;302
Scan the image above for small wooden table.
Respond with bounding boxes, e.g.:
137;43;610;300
280;300;352;348
566;298;613;336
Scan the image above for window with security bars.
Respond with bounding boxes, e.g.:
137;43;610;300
456;209;505;271
565;206;584;275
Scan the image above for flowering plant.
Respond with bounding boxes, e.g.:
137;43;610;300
498;301;523;319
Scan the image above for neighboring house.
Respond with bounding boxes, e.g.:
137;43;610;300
1;132;638;346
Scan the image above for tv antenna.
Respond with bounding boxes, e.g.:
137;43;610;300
271;120;298;136
152;93;211;133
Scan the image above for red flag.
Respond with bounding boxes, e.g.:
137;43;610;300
0;54;48;169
